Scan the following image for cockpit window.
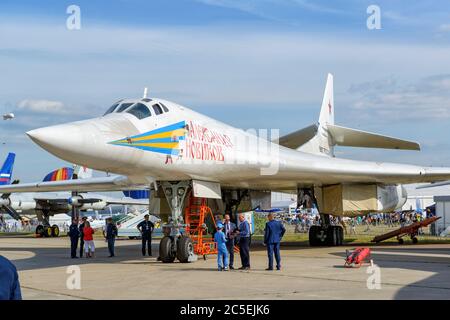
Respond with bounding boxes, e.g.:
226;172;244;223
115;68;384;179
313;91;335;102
126;103;152;120
152;104;163;115
103;103;120;116
160;103;169;112
116;103;134;113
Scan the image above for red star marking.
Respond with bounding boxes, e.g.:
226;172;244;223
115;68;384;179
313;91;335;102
328;101;332;114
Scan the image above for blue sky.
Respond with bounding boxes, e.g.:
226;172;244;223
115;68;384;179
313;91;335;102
1;0;450;181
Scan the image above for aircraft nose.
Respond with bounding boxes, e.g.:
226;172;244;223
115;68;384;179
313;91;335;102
27;124;82;151
26;122;99;163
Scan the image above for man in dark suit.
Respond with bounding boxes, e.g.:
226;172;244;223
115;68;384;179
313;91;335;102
223;214;237;270
264;213;286;271
78;217;87;258
237;213;251;270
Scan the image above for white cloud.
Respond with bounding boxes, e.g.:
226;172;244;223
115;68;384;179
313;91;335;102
348;75;450;122
17;99;66;114
438;24;450;32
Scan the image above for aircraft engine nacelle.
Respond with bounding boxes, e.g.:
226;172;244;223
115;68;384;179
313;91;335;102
319;183;407;217
376;184;407;212
9;200;37;211
68;195;83;207
79;201;107;211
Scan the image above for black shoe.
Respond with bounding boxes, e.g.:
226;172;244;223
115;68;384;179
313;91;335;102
108;255;115;258
71;256;78;259
276;267;281;271
265;267;273;271
229;266;235;270
238;266;246;270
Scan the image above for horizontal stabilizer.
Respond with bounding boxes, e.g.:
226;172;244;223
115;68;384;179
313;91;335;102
277;124;318;149
327;124;420;151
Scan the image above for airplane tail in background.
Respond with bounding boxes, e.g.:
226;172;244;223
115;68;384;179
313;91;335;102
73;165;93;179
42;165;94;182
0;153;15;185
280;73;420;156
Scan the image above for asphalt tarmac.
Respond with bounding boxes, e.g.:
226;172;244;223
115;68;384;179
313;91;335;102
1;236;449;300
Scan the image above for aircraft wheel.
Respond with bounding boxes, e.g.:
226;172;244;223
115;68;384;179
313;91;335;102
412;237;418;244
337;226;344;246
35;225;44;236
43;226;53;238
51;225;60;237
327;226;338;246
308;226;320;246
159;236;175;263
176;236;193;263
398;238;404;245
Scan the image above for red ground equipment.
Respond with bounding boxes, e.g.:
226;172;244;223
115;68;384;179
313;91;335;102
184;196;217;259
371;216;441;244
344;247;371;268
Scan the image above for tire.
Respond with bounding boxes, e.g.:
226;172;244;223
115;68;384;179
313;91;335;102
51;225;60;237
398;238;404;244
327;226;338;246
35;225;44;236
159;236;175;263
43;226;52;238
309;225;320;246
338;226;344;245
412;237;418;244
176;236;194;263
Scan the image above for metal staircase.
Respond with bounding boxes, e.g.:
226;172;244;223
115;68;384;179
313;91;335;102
184;196;217;258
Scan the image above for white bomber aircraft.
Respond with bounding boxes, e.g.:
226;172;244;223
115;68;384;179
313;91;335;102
2;73;450;262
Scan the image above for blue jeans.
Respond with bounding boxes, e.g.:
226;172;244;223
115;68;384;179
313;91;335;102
217;248;229;269
267;242;281;269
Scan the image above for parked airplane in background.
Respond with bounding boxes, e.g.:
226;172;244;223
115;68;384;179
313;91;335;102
2;73;450;262
0;158;148;237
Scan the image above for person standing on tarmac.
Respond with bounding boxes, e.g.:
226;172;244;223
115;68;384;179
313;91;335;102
78;217;87;258
137;214;154;256
237;214;251;270
68;218;80;259
263;213;286;271
103;218;118;257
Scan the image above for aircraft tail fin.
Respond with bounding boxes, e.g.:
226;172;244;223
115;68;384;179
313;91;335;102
281;73;420;155
297;73;335;156
318;73;334;127
0;153;15;185
73;165;93;179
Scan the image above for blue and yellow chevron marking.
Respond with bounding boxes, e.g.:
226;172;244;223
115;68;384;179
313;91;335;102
109;121;187;156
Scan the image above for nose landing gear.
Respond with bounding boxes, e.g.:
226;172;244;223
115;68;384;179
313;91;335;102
158;181;197;263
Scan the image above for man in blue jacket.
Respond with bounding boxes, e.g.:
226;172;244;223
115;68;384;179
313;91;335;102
0;255;22;300
237;214;251;270
223;214;237;270
264;213;286;271
68;218;80;258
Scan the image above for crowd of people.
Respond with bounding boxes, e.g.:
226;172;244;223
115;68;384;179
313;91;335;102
214;213;286;272
292;211;430;235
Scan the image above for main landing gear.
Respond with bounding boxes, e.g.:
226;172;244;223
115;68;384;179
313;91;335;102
35;214;59;237
309;223;344;247
158;181;196;263
35;224;59;237
297;187;344;247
